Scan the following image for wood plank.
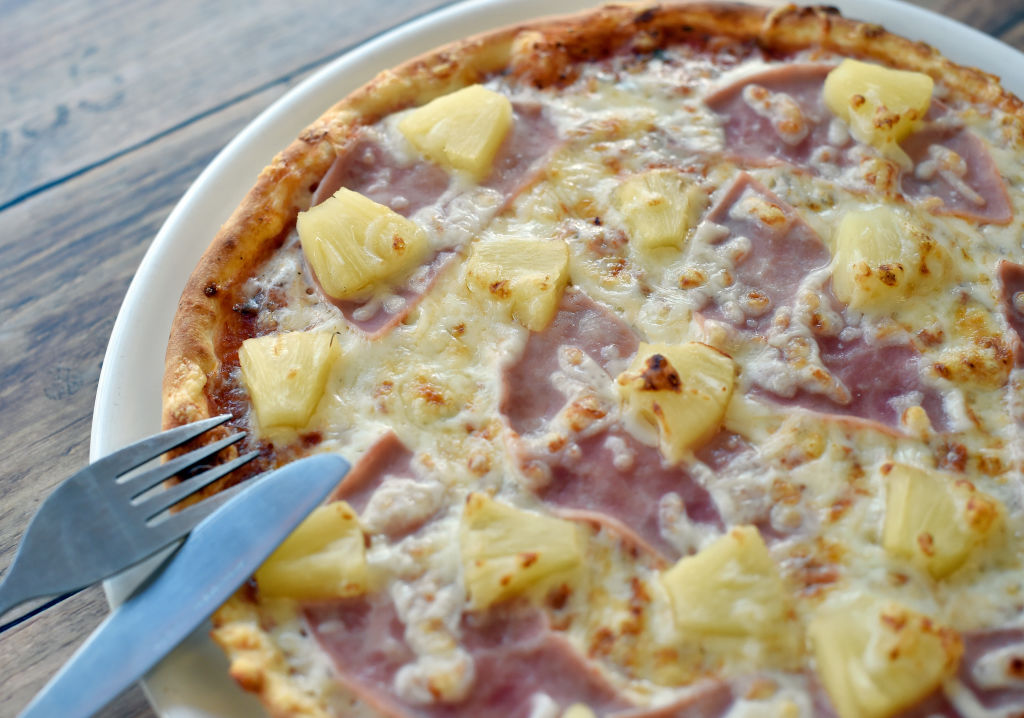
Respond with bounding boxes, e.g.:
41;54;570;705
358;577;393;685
2;0;1021;211
906;0;1024;37
998;17;1024;49
0;81;294;718
0;0;453;209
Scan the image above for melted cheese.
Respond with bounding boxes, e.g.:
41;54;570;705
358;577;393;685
224;42;1024;718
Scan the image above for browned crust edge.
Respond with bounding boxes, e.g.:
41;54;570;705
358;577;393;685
161;3;1024;716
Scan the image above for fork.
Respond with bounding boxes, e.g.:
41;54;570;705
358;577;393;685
0;414;259;633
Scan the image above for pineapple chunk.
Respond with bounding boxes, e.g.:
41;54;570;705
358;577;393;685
464;238;570;331
613;169;706;252
255;501;370;600
661;526;790;639
616;342;736;463
297;188;429;300
398;84;513;179
562;706;597;718
882;462;1003;579
460;493;583;610
823;59;933;162
809;597;962;718
830;207;950;312
239;331;339;429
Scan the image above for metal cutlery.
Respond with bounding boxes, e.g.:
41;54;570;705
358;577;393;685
17;452;350;718
0;414;259;632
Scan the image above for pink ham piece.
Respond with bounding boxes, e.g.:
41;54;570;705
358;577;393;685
328;432;440;540
484;101;560;197
313;103;558;206
527;428;722;562
705;63;833;167
501;288;720;561
703;172;831;332
329;432;413;512
308;130;452;338
755;334;949;432
311;133;450;212
706;64;1012;225
901;120;1013;225
998;260;1024;363
501;288;638;436
704;173;947;431
304;597;634;718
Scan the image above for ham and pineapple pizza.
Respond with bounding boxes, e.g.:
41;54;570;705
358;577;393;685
161;3;1024;717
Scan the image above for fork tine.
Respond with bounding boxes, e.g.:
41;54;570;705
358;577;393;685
145;473;256;539
91;414;233;478
140;450;261;521
120;431;247;498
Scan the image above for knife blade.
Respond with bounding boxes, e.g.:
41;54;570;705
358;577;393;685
17;452;350;718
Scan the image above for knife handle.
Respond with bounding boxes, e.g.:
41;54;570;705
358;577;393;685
17;454;349;718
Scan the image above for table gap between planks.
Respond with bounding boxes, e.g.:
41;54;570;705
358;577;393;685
1;1;1022;717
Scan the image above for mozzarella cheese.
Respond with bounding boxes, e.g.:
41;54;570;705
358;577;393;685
211;37;1024;718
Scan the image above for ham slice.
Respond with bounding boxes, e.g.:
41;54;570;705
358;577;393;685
314;102;558;207
308;131;453;338
705;63;833;168
703;173;831;331
330;432;414;511
901;121;1013;225
705;173;947;431
501;289;719;560
526;428;721;562
311;133;450;212
998;260;1024;363
707;64;1011;224
305;597;634;718
329;432;443;540
501;288;638;436
756;334;949;432
484;101;560;197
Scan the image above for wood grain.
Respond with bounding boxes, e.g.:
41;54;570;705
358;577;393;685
0;0;456;209
0;1;1022;717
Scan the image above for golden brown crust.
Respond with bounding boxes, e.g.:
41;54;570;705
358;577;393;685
211;593;332;718
161;4;1024;715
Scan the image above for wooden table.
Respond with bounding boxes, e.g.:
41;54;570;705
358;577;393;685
1;1;1023;716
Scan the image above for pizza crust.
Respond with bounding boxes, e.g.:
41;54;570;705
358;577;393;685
160;4;1024;717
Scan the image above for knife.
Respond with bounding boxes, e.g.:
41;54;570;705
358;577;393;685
17;452;350;718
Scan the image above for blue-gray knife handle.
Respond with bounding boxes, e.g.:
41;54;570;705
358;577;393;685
18;453;349;718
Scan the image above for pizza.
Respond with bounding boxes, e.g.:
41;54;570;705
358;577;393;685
160;3;1024;717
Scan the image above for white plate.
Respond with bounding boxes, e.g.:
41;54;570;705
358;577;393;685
91;0;1024;715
